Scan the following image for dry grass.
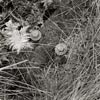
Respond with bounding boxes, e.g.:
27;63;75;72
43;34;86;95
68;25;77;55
0;0;100;100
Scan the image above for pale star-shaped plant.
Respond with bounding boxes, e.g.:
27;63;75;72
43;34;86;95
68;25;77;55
5;20;19;34
5;25;32;54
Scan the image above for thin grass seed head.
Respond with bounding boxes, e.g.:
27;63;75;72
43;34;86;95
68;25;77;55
30;29;42;41
55;43;67;55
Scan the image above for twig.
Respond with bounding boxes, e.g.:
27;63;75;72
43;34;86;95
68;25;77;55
0;60;28;71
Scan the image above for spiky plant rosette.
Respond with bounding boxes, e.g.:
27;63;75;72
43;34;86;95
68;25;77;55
2;20;33;54
6;28;32;54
